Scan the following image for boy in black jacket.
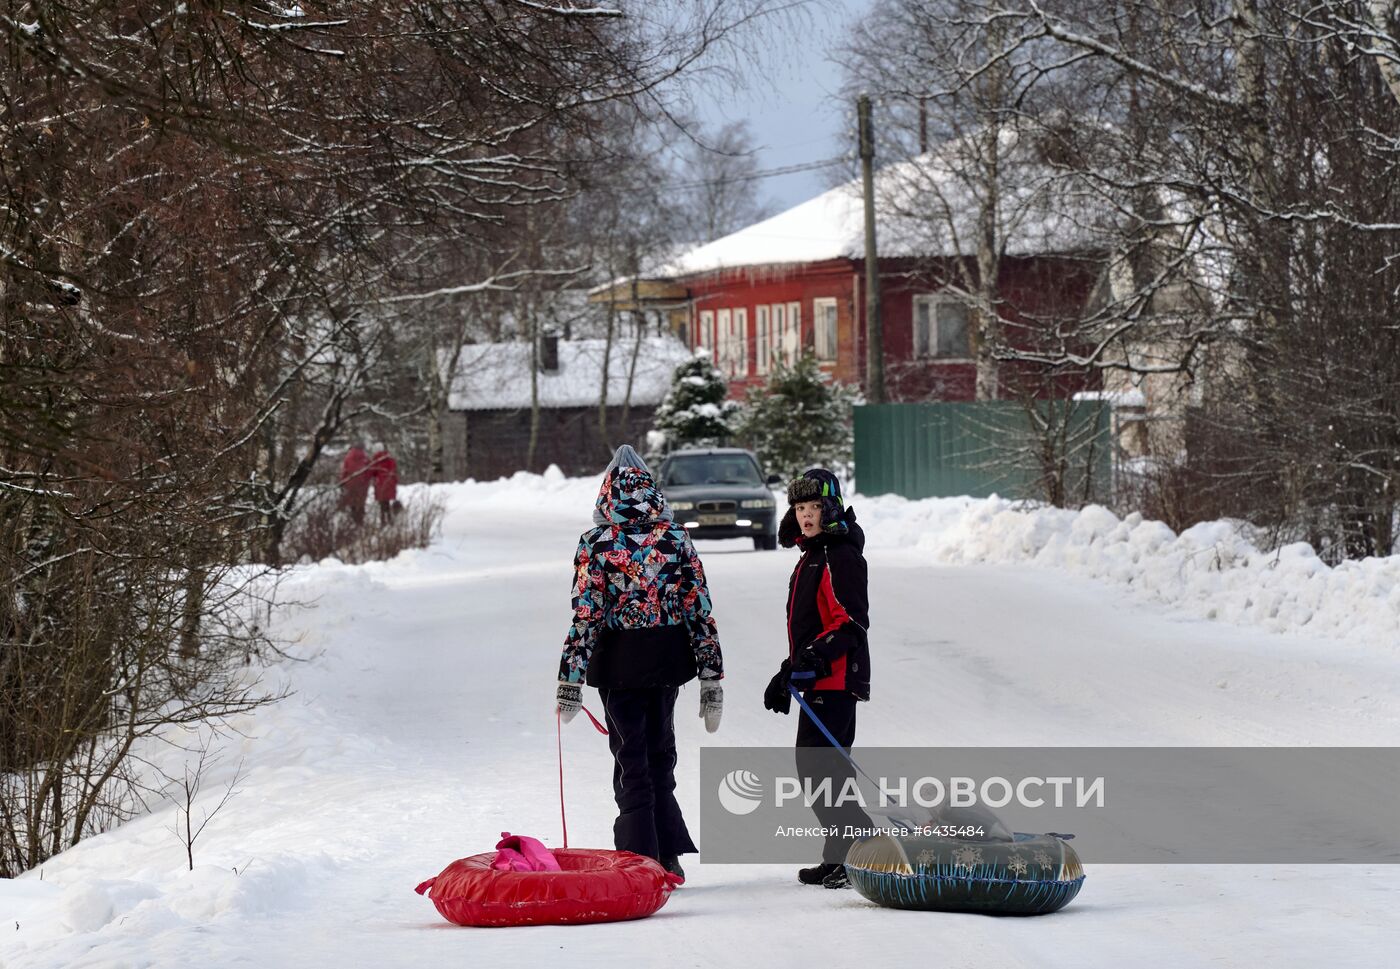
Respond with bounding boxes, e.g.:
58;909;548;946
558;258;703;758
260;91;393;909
763;468;872;889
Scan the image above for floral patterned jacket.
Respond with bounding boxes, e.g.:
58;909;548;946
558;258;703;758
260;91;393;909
558;465;723;684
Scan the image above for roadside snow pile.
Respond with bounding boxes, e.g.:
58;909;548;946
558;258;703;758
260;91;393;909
858;492;1400;647
435;464;595;515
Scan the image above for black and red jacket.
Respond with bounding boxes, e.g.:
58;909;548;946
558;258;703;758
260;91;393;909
783;508;870;700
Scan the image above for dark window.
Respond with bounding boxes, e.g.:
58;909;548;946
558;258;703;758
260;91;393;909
914;296;972;358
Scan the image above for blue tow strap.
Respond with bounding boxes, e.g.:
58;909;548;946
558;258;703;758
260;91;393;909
787;682;880;788
787;682;1077;843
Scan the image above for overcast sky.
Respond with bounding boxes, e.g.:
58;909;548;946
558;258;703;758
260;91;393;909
691;0;874;215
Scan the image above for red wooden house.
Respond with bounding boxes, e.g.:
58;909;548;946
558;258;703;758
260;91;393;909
630;150;1104;402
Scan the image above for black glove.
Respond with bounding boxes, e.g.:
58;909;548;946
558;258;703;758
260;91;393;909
763;660;792;714
791;645;833;680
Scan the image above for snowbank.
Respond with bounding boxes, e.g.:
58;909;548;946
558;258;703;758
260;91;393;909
858;492;1400;648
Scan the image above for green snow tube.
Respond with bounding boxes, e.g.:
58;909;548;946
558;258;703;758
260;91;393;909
845;830;1085;915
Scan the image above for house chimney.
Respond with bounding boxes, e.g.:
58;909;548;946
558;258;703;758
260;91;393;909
539;331;560;374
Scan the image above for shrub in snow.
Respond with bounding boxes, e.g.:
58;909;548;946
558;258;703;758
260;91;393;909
735;353;857;480
283;486;446;564
649;351;741;455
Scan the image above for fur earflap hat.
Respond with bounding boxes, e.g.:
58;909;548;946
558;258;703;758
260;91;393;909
778;468;849;547
786;467;843;507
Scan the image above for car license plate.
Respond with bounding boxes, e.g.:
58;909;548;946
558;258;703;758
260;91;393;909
698;513;735;526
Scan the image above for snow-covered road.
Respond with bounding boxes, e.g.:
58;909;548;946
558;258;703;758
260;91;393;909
4;474;1398;968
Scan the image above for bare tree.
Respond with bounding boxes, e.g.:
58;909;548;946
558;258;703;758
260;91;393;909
1;0;808;875
155;749;248;872
846;1;1400;553
673;120;775;243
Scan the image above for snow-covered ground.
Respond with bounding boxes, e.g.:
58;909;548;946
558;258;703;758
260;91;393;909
4;472;1399;968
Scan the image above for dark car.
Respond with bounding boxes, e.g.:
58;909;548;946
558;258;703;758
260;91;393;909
657;448;782;551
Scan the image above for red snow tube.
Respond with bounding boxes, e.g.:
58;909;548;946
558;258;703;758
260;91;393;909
415;848;679;927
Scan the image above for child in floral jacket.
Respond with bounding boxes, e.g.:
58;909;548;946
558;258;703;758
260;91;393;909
556;445;723;881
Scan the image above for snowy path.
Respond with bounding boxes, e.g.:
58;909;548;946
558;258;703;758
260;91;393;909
4;478;1399;968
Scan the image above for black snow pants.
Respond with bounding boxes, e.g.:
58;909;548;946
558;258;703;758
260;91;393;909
795;690;873;864
598;686;699;861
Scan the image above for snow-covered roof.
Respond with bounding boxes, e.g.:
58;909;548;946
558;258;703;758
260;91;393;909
445;336;693;411
1074;389;1147;407
660;185;866;276
659;129;1106;278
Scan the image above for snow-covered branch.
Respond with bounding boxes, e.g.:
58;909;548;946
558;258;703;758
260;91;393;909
1021;0;1242;111
373;267;587;304
507;0;623;17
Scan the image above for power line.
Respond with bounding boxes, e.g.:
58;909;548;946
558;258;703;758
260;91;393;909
664;153;854;190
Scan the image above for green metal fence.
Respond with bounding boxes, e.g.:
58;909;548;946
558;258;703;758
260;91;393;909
853;401;1113;503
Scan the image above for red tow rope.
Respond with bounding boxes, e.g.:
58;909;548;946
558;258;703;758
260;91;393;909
557;708;568;848
557;704;607;849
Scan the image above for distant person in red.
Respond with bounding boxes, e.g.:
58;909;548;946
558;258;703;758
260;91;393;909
369;443;399;523
339;443;371;524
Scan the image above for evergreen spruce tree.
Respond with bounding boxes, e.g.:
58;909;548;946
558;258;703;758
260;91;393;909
648;352;741;455
736;353;857;480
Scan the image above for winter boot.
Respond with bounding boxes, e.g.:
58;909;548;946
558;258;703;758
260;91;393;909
797;862;842;886
661;855;685;884
821;865;850;889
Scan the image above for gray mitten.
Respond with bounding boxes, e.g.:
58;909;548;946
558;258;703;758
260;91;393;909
699;681;723;733
556;681;582;724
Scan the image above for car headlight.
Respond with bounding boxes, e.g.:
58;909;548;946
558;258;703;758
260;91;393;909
740;499;775;509
671;501;695;511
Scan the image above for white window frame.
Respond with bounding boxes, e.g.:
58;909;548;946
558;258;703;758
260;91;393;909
755;305;770;375
733;307;749;377
912;294;972;360
785;301;801;365
698;309;714;354
715;308;732;372
813;297;838;362
771;303;786;368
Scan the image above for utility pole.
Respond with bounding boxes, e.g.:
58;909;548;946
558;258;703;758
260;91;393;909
859;94;885;404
